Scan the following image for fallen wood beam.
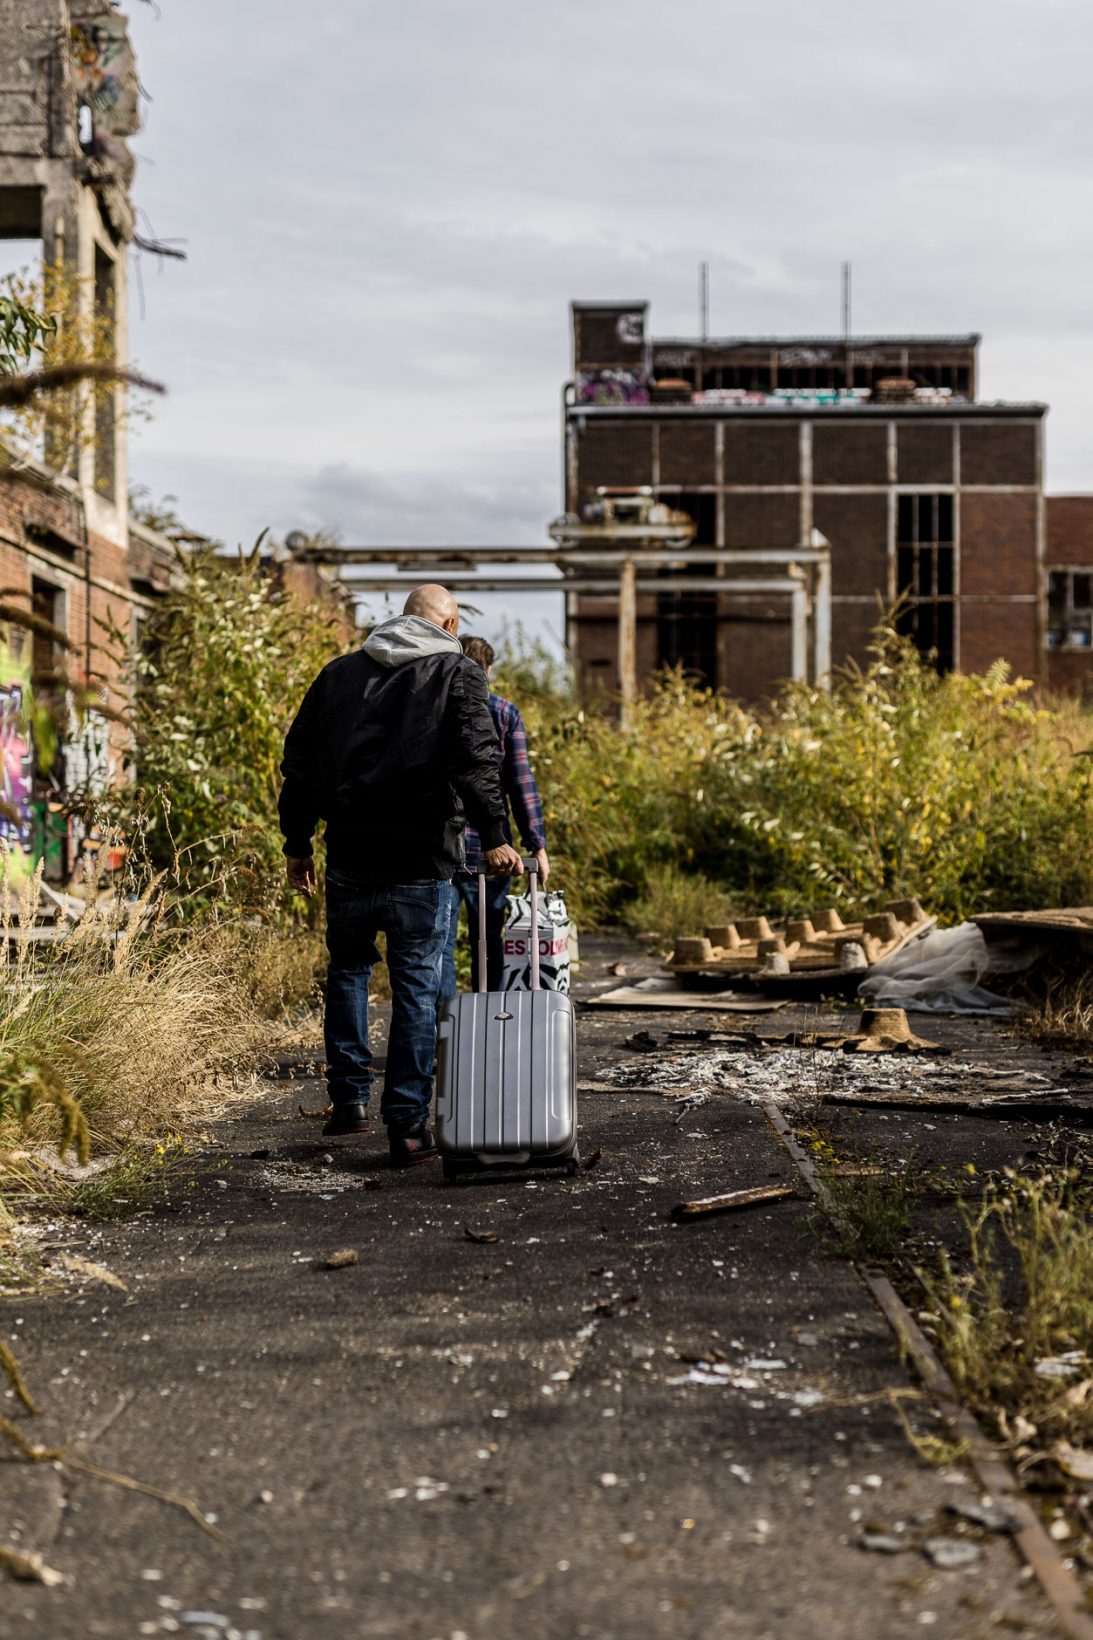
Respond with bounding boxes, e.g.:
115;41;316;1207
670;1184;797;1222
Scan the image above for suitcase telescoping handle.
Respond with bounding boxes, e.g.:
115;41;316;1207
475;855;540;993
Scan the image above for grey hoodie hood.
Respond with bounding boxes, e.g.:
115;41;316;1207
361;614;462;668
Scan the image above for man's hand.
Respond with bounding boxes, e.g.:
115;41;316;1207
532;847;550;886
484;843;522;877
286;855;316;896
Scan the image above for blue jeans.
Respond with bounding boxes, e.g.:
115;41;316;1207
324;871;450;1134
439;874;511;996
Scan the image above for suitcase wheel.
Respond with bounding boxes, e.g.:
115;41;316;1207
442;1157;462;1184
566;1150;581;1177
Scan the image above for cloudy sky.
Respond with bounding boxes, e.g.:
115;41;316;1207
110;0;1093;638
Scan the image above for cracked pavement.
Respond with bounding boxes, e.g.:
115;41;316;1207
2;937;1065;1638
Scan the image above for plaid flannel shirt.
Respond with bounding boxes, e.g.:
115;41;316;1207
461;693;546;871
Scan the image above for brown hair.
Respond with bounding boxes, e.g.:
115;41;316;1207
461;635;496;672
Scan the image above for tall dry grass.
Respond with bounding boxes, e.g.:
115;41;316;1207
0;850;263;1218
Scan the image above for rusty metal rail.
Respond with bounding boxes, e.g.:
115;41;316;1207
763;1100;1093;1640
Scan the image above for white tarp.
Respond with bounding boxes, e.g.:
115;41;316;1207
858;921;1040;1015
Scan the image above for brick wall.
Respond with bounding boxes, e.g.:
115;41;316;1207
812;492;889;596
717;607;793;700
724;492;800;548
896;423;953;484
960;423;1037;486
960;601;1039;679
961;493;1038;597
1047;496;1093;567
574;420;654;495
723;422;799;485
813;423;888;486
567;406;1046;699
658;422;717;487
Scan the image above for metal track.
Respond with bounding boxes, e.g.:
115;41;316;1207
763;1100;1093;1640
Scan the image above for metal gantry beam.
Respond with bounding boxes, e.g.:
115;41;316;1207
300;536;833;693
305;546;830;567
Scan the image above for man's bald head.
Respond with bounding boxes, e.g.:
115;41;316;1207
404;584;459;633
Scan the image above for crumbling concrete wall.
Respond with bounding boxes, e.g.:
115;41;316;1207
0;0;138;535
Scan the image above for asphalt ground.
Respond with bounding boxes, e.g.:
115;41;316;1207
2;937;1072;1640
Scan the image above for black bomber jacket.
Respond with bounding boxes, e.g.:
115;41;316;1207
278;616;508;882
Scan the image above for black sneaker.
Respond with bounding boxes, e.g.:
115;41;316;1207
389;1125;438;1168
322;1102;369;1136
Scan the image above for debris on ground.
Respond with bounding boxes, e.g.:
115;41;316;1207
1051;1441;1093;1481
584;1032;1090;1117
0;1545;64;1584
769;1007;947;1055
583;1147;604;1170
923;1536;983;1570
463;1226;500;1244
670;1184;796;1221
322;1247;359;1269
858;1532;910;1554
53;1251;129;1291
946;1498;1020;1534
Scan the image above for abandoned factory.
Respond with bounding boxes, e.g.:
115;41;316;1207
563;301;1093;701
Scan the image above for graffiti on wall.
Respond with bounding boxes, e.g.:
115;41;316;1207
577;369;649;407
70;15;141;140
0;637;35;882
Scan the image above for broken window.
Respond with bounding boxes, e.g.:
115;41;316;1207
895;492;956;671
657;492;717;685
1047;569;1093;650
31;578;64;693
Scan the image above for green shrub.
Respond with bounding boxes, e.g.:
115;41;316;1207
110;544;350;919
496;621;1093;930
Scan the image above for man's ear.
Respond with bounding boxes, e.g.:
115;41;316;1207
445;613;459;635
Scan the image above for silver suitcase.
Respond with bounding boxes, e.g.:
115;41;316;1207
436;860;579;1179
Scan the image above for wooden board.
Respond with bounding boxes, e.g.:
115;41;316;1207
585;982;788;1013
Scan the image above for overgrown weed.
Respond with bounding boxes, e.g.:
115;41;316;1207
624;864;740;944
919;1168;1093;1449
499;620;1093;929
806;1132;927;1262
1019;972;1093;1052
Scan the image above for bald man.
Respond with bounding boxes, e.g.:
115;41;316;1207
279;585;521;1166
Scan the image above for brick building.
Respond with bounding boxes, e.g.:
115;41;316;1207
563;301;1091;701
1046;497;1093;697
0;1;173;875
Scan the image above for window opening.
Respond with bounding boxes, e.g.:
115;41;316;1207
656;492;717;686
1047;569;1093;649
895;491;956;671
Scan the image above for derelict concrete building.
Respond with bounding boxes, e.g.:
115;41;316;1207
0;0;175;873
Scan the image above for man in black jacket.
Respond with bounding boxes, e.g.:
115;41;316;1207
279;584;521;1166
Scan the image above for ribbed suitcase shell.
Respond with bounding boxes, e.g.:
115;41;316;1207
436;989;576;1165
